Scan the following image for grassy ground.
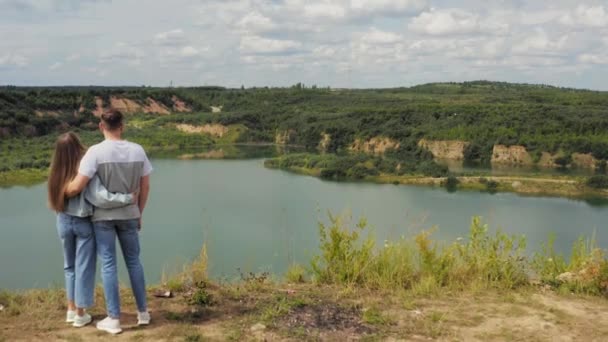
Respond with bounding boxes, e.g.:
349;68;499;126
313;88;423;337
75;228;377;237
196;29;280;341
0;168;47;188
2;280;608;341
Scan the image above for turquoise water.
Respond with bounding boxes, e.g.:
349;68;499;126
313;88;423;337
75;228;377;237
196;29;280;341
0;158;607;289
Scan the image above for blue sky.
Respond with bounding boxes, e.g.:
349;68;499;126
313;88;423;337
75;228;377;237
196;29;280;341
1;0;607;89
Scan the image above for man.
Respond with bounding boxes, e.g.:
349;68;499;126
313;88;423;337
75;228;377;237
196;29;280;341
67;109;151;334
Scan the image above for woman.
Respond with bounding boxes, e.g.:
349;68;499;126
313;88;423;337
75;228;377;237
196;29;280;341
48;132;135;328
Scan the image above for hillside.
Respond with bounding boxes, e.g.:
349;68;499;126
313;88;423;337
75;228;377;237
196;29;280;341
1;81;608;174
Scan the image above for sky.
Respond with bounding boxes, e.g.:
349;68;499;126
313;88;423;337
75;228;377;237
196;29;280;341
1;0;607;90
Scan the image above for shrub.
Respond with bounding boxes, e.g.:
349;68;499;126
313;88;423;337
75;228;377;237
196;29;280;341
587;175;608;189
310;214;374;285
533;233;608;295
311;213;528;291
320;168;346;180
486;180;498;193
443;176;459;192
555;155;572;168
347;164;378;180
188;283;212;306
285;264;307;283
597;160;607;174
417;160;449;178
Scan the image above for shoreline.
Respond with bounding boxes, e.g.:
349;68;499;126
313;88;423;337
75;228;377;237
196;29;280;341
264;164;608;201
2;158;607;201
0;168;48;188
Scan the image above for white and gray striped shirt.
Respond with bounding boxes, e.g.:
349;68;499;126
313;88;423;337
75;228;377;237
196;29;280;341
78;139;153;222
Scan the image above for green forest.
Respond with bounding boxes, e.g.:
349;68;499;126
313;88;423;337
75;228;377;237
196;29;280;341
2;81;608;174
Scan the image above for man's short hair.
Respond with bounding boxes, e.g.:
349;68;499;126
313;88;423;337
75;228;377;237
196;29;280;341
101;109;124;131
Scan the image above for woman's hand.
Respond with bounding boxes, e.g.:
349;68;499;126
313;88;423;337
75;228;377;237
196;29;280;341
131;190;140;205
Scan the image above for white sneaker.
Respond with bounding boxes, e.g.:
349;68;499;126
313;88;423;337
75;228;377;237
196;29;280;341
66;310;76;323
137;311;151;325
96;316;122;334
72;313;92;328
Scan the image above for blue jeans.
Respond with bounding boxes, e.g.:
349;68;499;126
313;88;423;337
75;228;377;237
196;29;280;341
94;219;147;318
56;213;96;308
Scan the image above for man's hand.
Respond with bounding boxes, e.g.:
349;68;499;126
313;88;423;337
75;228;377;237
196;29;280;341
65;174;90;198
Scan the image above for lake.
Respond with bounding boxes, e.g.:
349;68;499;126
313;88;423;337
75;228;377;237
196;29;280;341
1;158;607;289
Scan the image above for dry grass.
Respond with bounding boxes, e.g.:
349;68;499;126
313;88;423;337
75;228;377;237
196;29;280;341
3;281;608;341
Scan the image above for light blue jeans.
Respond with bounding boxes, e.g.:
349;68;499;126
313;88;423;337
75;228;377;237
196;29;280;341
57;213;96;308
94;219;147;318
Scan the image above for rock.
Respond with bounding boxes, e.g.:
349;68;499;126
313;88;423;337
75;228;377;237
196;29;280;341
318;133;331;152
556;272;576;283
410;309;423;318
418;139;469;160
250;323;266;332
153;290;173;298
350;137;400;155
491;145;533;165
0;304;4;312
512;181;522;188
571;153;598;169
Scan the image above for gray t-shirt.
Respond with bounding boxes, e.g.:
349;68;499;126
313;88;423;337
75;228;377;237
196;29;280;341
78;139;153;222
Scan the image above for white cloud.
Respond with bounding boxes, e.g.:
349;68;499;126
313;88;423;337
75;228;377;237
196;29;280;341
153;29;187;46
302;2;347;20
559;5;608;28
49;62;62;70
82;66;107;77
360;27;402;45
409;8;507;36
99;43;145;65
313;45;338;58
512;29;570;56
1;0;608;89
65;53;80;62
239;35;302;55
236;11;276;33
519;9;565;26
350;0;427;16
409;9;478;35
578;54;608;65
0;0;101;12
0;52;28;67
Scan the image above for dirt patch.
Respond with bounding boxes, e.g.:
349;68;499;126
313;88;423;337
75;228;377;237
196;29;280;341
350;137;400;155
34;110;60;118
73;104;86;117
318;133;331;152
171;96;191;112
539;152;559;168
109;96;142;114
492;145;534;165
418;139;469;160
92;97;104;117
275;129;297;145
572;153;597;169
143;98;170;115
282;302;372;334
176;124;229;137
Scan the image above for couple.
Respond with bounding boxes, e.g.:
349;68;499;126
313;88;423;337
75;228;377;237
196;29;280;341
47;109;152;334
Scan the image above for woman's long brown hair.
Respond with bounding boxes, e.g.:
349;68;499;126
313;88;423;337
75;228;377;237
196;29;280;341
47;132;86;212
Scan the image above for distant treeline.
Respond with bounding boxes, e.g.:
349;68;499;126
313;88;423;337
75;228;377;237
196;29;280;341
2;81;608;170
